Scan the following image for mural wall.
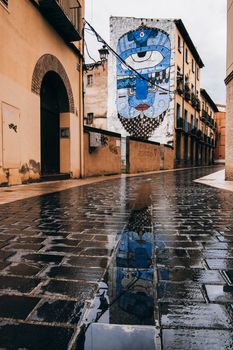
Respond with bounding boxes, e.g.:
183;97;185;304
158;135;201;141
108;17;175;144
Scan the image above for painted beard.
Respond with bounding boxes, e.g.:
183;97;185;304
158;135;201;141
118;111;166;140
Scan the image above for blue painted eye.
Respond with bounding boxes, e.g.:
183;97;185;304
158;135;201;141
122;51;164;71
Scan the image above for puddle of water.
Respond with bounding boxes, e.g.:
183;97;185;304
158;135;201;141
79;323;157;350
76;184;158;349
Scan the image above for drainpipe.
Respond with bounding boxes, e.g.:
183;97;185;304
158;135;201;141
182;39;185;163
79;21;85;178
182;39;185;121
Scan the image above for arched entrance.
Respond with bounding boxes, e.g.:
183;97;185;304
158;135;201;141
31;54;75;177
40;71;69;175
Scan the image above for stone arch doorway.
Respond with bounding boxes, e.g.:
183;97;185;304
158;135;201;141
40;71;69;174
31;54;75;176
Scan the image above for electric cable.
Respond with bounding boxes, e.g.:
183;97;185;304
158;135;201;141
83;18;175;94
84;36;98;64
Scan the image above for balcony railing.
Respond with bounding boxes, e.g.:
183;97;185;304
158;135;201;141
191;126;197;137
176;118;192;134
39;0;82;42
196;129;204;141
200;110;207;122
190;93;201;111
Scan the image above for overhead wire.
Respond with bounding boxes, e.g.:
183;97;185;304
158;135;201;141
84;36;98;64
83;18;175;94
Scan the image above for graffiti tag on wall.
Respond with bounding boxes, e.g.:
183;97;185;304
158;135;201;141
116;26;171;139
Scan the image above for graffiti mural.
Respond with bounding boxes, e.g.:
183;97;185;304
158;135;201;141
116;26;171;139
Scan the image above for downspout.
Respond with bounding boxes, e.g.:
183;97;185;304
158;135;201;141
182;39;185;123
79;19;85;178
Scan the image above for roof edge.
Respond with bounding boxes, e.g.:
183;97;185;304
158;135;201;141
201;88;218;112
174;19;204;68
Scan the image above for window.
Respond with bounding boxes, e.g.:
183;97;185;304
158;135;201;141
192;59;194;73
191;84;194;93
191;114;194;127
178;35;181;53
185;48;188;64
176;103;181;119
0;0;8;6
87;74;93;86
184;109;188;122
196;118;198;128
87;113;94;125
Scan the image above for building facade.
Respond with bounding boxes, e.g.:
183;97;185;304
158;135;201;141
84;60;108;129
226;0;233;179
107;17;218;167
214;104;226;163
0;0;84;185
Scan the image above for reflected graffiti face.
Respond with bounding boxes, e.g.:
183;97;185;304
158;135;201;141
116;27;171;138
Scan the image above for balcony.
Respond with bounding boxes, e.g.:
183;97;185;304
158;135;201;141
184;89;191;101
176;118;192;134
38;0;82;42
191;126;197;137
209;118;215;130
196;129;204;142
191;93;201;111
176;75;183;95
200;110;207;122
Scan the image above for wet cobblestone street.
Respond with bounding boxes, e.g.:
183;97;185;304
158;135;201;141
0;166;233;349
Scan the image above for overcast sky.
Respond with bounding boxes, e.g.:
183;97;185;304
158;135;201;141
84;0;227;104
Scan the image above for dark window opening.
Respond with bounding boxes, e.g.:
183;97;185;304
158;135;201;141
176;103;181;120
192;59;194;73
87;74;93;86
178;35;181;53
185;48;189;64
87;113;94;125
1;0;8;6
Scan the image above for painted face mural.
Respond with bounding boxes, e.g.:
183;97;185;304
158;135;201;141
116;26;171;138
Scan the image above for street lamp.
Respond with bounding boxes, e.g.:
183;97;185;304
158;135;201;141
98;45;109;62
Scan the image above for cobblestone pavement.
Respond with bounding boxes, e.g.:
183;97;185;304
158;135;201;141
0;165;233;349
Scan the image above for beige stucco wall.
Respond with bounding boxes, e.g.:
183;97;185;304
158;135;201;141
83;130;121;177
174;26;202;164
227;0;233;77
174;26;201;126
214;110;226;162
160;145;174;170
126;138;160;174
0;0;84;184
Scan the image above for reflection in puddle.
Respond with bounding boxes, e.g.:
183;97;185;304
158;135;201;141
107;205;155;326
77;184;157;349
